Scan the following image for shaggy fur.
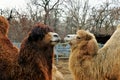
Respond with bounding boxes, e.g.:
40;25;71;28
69;30;99;80
52;64;64;80
0;16;60;80
96;24;120;80
0;16;9;35
16;22;55;80
0;16;18;80
69;25;120;80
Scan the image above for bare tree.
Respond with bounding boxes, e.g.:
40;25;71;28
0;9;4;15
30;0;60;24
87;0;120;35
26;3;43;23
64;0;90;34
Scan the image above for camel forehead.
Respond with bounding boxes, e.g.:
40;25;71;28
77;30;87;37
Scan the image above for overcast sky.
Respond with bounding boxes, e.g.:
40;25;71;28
0;0;27;9
0;0;118;10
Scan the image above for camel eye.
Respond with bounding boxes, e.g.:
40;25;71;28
76;36;81;39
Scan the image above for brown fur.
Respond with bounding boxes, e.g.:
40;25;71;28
96;24;120;80
15;23;55;80
0;16;18;79
0;16;9;35
0;16;59;80
69;25;120;80
69;30;99;80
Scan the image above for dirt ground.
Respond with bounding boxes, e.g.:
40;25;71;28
54;58;73;80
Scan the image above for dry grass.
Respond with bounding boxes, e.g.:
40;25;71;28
55;59;73;80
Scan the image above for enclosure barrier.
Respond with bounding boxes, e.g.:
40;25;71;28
13;42;103;64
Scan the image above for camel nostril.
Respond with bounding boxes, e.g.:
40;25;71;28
69;41;72;45
53;34;58;37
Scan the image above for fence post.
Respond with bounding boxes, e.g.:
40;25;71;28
54;46;59;64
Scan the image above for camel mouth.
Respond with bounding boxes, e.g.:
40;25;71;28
49;32;61;44
50;39;61;45
50;39;61;43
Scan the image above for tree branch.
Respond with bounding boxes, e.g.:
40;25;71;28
50;0;60;10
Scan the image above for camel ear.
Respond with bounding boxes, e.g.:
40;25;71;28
28;33;40;42
28;27;45;42
86;34;92;40
87;39;98;56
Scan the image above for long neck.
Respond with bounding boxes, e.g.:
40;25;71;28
71;41;88;52
18;39;54;80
